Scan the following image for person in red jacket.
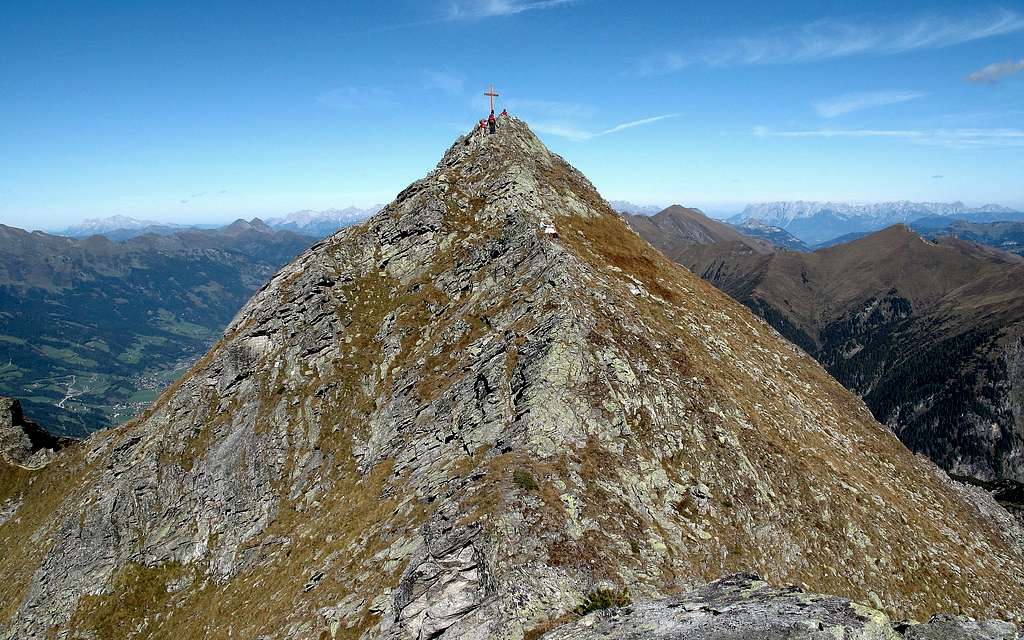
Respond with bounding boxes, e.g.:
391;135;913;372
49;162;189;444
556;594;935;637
479;118;486;133
488;110;497;134
500;108;508;117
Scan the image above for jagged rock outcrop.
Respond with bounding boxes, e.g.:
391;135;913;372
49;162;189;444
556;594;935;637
538;574;1021;639
2;118;1024;639
0;398;73;469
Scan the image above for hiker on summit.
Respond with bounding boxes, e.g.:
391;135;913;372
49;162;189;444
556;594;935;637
483;84;500;134
479;118;486;134
500;108;508;117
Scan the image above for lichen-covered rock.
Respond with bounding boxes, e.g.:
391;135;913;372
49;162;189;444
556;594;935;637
1;119;1023;639
538;574;1021;640
540;573;897;639
899;615;1021;639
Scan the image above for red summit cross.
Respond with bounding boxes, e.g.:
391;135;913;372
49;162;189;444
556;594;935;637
484;84;499;112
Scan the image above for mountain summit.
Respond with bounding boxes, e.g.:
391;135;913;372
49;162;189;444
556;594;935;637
2;118;1023;638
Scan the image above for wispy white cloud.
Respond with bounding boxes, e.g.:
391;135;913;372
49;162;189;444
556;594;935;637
602;115;679;135
317;87;393;110
534;114;679;141
504;98;597;118
444;0;578;20
814;91;926;118
753;125;1024;149
381;0;579;28
967;58;1024;83
180;191;226;205
635;9;1024;74
423;70;465;94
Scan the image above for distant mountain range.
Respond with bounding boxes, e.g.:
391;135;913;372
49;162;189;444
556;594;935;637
609;200;663;216
916;219;1024;256
0;219;313;435
732;218;810;251
59;216;202;240
263;205;383;237
54;206;383;241
812;218;1024;254
729;201;1024;245
627;206;1024;491
622;204;809;252
738;200;1015;223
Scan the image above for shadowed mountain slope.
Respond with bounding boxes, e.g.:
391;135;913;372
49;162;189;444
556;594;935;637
733;218;810;251
2;121;1023;639
629;216;1024;488
913;219;1024;257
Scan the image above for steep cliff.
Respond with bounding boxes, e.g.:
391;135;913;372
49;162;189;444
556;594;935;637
2;119;1023;639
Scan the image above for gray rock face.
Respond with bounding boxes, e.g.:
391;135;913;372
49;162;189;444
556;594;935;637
0;397;73;469
539;574;1020;640
901;614;1019;638
2;118;1024;639
900;615;1020;640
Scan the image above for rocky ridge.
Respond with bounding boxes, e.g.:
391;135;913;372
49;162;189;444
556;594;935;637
1;118;1024;639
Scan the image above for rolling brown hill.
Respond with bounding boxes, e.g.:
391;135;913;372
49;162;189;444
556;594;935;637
622;205;772;258
629;213;1024;488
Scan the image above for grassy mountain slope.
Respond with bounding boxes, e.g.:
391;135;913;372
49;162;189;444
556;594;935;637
630;215;1024;485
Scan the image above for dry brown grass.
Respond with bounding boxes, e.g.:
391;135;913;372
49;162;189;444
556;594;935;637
555;210;679;304
0;448;92;621
522;612;578;640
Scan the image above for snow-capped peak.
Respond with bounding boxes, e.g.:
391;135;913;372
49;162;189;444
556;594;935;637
736;201;1016;225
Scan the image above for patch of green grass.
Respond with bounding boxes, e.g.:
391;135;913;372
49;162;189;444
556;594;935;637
155;309;213;339
125;388;159;405
574;587;631;616
117;335;168;364
0;363;23;384
37;345;98;368
513;469;539;491
84;339;110;353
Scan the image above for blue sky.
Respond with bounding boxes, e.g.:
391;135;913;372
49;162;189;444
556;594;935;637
1;0;1023;229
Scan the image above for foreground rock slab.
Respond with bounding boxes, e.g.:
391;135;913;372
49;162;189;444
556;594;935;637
541;574;1020;640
